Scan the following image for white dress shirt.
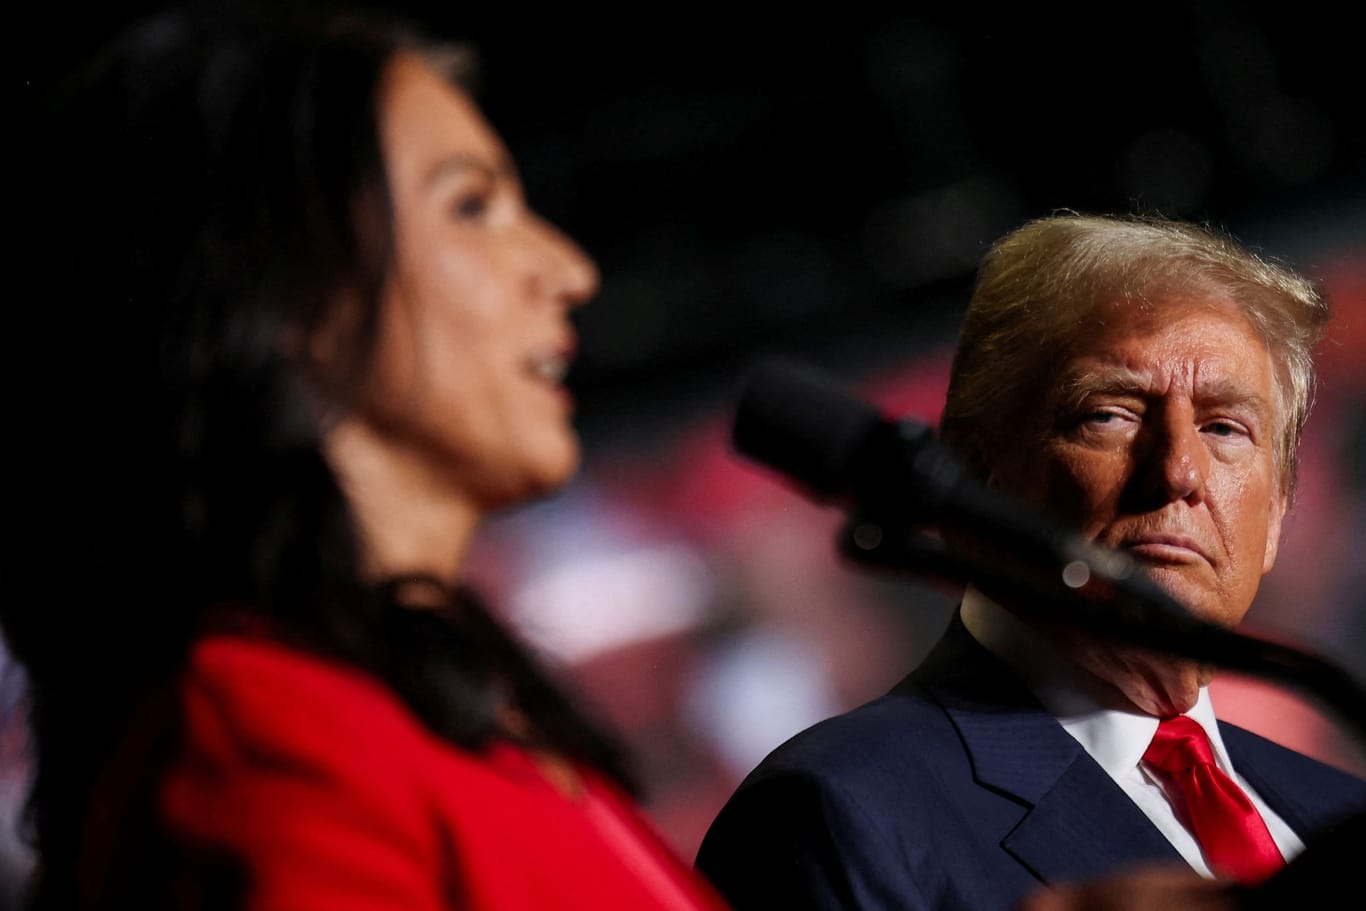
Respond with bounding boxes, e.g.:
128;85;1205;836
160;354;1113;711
960;587;1304;876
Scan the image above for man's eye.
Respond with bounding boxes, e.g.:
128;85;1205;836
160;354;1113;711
1081;409;1127;427
1071;407;1140;436
1203;421;1244;438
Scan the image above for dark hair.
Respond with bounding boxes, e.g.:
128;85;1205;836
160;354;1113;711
4;5;629;907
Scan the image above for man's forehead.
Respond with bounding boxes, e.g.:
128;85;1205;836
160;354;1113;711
1042;303;1278;413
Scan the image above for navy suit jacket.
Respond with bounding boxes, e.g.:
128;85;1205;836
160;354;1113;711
695;612;1366;910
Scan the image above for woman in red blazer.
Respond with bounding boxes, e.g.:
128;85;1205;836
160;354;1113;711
3;6;728;910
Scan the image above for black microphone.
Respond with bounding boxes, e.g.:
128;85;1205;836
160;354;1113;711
731;355;1129;581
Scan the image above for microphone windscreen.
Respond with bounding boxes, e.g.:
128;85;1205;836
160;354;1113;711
731;358;883;499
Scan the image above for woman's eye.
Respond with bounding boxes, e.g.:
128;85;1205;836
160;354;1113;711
452;192;489;221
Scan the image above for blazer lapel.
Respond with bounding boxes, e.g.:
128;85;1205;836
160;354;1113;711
914;614;1183;883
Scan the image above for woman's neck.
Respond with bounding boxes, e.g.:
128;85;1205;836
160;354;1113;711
322;416;480;588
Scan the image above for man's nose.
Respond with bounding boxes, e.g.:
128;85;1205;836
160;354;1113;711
1136;408;1208;506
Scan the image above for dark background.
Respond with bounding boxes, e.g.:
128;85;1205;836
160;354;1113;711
7;0;1366;885
16;1;1365;435
450;0;1366;438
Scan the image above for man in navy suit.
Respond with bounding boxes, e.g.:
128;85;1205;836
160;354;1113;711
696;213;1366;910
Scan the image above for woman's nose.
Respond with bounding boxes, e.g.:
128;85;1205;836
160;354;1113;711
529;215;599;309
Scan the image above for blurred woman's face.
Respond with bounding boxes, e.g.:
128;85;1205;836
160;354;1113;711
349;53;599;516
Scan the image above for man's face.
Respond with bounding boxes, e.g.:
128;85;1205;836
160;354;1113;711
988;296;1288;711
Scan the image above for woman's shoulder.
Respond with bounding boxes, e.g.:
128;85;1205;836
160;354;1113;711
187;625;379;693
166;628;448;845
179;627;430;765
161;631;459;906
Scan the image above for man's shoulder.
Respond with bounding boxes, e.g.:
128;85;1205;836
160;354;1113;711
1221;721;1366;791
738;678;964;789
1220;719;1366;841
738;617;1042;791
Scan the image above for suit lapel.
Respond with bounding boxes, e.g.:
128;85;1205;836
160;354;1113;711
1225;726;1314;835
913;614;1183;883
1220;721;1366;839
996;741;1183;881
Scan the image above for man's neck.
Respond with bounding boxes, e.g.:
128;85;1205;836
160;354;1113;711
961;587;1178;717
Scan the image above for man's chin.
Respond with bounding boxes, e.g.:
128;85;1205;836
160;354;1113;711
1134;565;1240;620
1121;676;1204;718
1076;642;1208;717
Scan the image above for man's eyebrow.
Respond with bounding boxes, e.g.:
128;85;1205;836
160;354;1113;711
1055;367;1153;410
1055;368;1273;419
1193;376;1275;420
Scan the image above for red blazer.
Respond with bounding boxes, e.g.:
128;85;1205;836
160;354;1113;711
152;633;730;910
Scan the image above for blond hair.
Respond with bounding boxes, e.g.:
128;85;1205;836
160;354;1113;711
940;212;1329;494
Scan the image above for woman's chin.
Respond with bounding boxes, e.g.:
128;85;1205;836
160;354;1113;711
486;441;582;511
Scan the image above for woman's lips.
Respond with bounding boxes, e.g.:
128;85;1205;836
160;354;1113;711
526;353;570;383
525;340;577;385
523;343;578;413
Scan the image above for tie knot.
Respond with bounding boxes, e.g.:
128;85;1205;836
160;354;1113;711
1144;715;1216;772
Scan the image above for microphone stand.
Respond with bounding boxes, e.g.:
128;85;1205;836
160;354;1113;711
835;511;1366;758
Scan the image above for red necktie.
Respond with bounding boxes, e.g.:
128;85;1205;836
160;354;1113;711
1143;715;1284;883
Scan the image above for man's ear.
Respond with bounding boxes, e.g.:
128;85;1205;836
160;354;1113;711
1263;491;1289;574
954;436;998;489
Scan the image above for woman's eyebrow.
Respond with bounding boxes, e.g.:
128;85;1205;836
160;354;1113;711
421;153;516;190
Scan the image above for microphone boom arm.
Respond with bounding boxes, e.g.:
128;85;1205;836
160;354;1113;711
837;512;1366;757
